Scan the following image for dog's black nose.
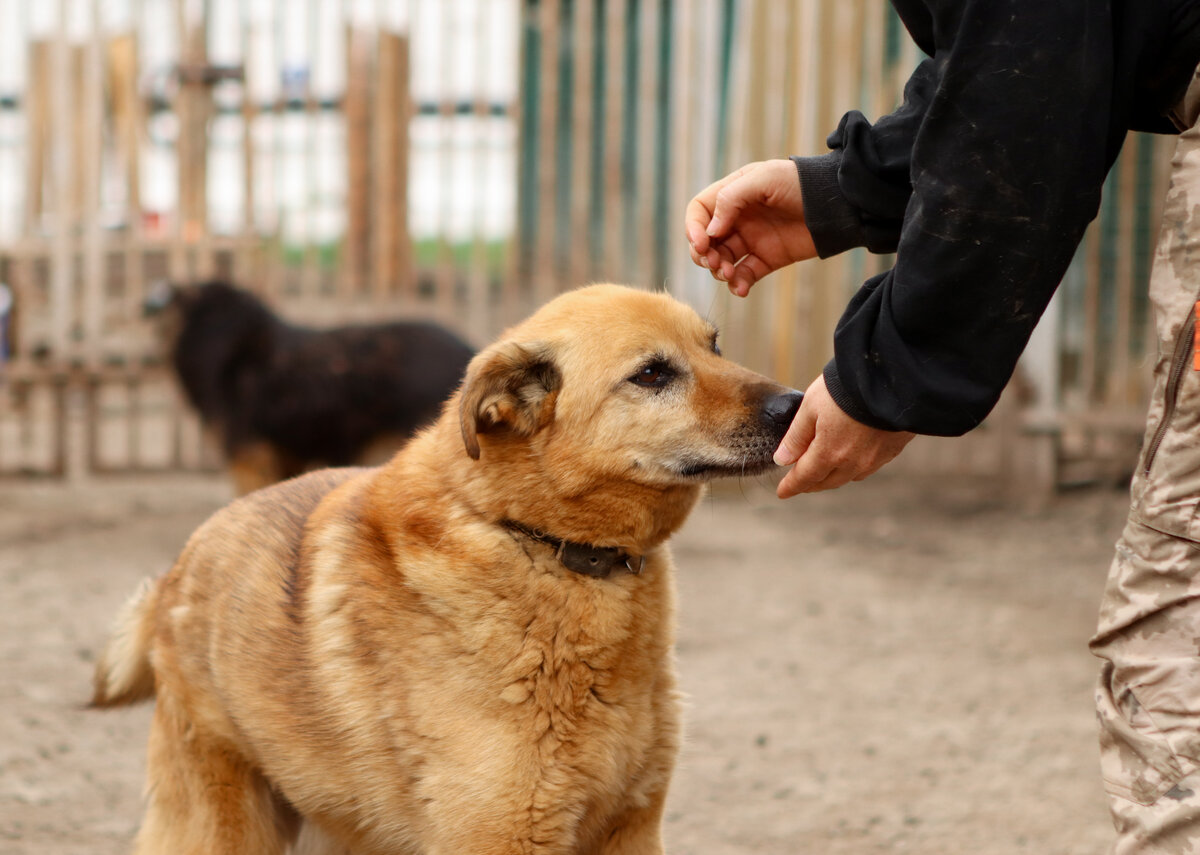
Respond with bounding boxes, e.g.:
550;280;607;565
761;390;804;430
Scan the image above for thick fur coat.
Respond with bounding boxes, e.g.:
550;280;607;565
95;284;803;855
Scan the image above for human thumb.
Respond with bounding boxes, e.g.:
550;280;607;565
773;397;815;466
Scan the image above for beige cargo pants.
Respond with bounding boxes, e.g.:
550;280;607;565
1090;71;1200;854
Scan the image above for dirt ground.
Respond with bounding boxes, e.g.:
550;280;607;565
0;470;1129;855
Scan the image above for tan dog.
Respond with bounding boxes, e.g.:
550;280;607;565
92;284;803;855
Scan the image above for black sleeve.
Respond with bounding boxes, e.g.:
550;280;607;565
794;55;941;258
798;2;1121;436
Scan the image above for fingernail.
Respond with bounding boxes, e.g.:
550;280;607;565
706;217;723;237
700;256;710;269
774;447;797;466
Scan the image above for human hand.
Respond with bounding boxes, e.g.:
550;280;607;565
684;159;818;297
773;375;914;498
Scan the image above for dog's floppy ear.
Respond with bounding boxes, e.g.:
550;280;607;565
459;341;561;460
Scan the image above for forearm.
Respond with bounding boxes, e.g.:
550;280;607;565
818;1;1120;434
795;54;941;257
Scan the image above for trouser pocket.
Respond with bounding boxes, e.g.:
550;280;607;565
1093;526;1200;806
1098;660;1196;806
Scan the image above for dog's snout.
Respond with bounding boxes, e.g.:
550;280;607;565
761;390;804;430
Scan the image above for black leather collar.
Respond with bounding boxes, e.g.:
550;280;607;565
502;520;645;579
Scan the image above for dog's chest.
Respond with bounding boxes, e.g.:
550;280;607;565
481;574;671;811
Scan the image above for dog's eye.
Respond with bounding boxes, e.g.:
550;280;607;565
629;362;673;389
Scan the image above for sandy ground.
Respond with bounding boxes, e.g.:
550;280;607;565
0;470;1128;855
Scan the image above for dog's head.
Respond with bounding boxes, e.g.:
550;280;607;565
146;280;278;422
456;284;802;544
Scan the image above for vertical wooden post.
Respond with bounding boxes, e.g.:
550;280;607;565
569;0;594;286
301;0;321;300
773;0;819;389
1109;146;1138;404
467;0;496;343
600;0;624;284
238;0;258;286
431;0;457;315
81;1;106;363
395;30;413;305
372;28;404;301
26;41;49;234
171;0;192;282
108;28;146;327
344;24;371;297
49;3;75;361
634;0;657;287
534;0;560;302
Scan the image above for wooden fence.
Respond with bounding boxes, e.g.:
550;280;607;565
0;0;1173;489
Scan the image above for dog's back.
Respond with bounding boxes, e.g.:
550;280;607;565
246;318;473;463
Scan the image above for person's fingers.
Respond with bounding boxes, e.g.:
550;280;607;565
712;231;750;263
686;168;749;249
706;241;738;273
684;194;718;254
706;179;753;240
727;253;774;296
685;216;712;255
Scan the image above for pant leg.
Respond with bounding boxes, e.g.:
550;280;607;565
1091;101;1200;853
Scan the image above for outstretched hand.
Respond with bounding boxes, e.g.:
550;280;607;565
687;160;913;496
772;375;914;497
684;159;818;296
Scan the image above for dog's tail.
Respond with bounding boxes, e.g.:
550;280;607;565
91;576;162;708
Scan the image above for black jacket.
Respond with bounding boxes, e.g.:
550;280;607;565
794;0;1200;435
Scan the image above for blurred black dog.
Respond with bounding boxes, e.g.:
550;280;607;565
148;280;475;494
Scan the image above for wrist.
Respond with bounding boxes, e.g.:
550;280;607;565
793;153;864;259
